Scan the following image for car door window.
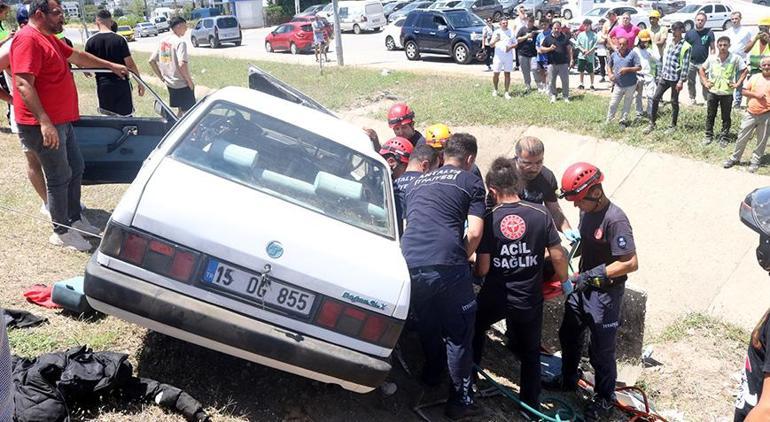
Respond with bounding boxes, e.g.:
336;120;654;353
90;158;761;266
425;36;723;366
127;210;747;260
714;5;725;13
194;21;202;30
339;7;349;18
204;19;214;29
434;15;447;27
701;5;712;14
420;13;438;29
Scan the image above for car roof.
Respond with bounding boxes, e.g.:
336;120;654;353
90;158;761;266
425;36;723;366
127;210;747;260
206;87;384;162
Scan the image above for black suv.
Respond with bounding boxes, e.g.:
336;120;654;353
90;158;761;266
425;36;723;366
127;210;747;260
400;9;486;64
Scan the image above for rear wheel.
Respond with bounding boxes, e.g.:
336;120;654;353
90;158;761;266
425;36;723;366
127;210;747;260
385;35;396;50
405;40;420;60
353;24;362;34
234;40;242;46
562;9;572;20
265;41;273;52
453;42;471;64
210;36;221;48
637;22;647;30
290;42;298;55
723;20;731;30
191;36;199;47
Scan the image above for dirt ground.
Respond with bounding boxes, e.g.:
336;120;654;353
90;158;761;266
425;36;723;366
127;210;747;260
0;110;748;420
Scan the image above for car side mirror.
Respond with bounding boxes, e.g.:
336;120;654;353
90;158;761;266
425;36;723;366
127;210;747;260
438;24;448;31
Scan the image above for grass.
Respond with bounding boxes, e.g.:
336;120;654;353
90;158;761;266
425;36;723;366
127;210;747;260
655;312;749;344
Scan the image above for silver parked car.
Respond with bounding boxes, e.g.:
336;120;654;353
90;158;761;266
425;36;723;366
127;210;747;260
191;15;242;48
135;22;158;37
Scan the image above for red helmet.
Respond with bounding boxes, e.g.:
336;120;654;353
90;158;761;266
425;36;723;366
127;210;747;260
387;103;415;128
560;162;604;201
379;136;413;164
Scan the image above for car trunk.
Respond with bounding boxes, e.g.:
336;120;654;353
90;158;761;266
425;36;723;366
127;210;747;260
128;158;408;319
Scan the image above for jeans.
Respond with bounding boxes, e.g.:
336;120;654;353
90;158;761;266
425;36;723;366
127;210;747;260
18;123;83;234
650;79;681;127
687;62;708;102
597;55;607;78
734;81;744;108
607;84;636;122
730;111;770;165
520;55;536;88
549;63;570;98
484;45;494;68
705;93;733;139
635;77;655;116
409;264;477;406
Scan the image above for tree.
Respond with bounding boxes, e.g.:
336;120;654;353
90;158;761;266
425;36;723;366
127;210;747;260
83;4;99;21
113;7;124;16
128;0;146;18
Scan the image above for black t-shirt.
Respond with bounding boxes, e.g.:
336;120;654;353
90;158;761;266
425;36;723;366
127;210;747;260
85;32;131;84
401;164;487;268
522;166;559;205
393;170;422;236
478;202;561;310
736;310;770;418
409;130;426;148
516;26;539;58
579;202;635;284
542;33;570;65
684;28;714;65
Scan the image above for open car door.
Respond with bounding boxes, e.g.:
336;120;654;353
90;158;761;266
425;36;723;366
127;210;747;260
248;64;335;117
72;68;178;184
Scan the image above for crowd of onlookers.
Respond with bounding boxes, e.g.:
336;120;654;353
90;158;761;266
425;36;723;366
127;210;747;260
483;6;770;173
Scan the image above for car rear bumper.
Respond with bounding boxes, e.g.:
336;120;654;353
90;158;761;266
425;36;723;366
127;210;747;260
84;255;392;393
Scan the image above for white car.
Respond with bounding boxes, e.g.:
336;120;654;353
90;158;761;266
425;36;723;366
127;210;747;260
135;22;158;37
568;5;650;32
84;72;409;393
384;16;406;49
660;3;732;31
153;16;170;32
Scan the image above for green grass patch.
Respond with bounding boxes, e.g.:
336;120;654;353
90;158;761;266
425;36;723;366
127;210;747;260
656;312;749;344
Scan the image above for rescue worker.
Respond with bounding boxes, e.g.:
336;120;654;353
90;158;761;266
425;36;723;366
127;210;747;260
425;122;484;181
548;162;639;421
393;144;440;235
472;157;569;415
379;136;413;180
734;187;770;421
387;102;426;147
401;133;486;419
745;17;770;77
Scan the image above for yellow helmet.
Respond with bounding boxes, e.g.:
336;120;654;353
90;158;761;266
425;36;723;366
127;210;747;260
648;10;661;19
638;29;652;42
425;123;451;149
760;16;770;27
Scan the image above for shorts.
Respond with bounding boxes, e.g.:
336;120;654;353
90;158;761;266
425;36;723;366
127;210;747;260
492;54;514;73
168;86;196;111
577;58;594;73
313;34;325;46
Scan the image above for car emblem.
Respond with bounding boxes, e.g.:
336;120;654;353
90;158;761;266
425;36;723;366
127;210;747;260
266;241;284;258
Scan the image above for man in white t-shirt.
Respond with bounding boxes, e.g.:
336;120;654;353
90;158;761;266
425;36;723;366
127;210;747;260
726;11;754;108
490;19;515;99
149;16;195;116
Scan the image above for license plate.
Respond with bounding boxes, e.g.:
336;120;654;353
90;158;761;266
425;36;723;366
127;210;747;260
202;259;316;316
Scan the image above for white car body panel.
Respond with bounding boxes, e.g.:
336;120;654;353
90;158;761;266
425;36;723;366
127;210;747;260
384;17;405;48
659;4;732;31
338;0;387;31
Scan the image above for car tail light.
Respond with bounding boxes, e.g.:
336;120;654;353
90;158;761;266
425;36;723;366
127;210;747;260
313;298;403;348
100;222;201;282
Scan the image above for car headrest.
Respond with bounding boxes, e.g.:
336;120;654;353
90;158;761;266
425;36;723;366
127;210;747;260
210;139;258;169
314;171;363;201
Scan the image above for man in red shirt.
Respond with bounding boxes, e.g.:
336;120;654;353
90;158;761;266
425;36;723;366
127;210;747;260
12;0;128;251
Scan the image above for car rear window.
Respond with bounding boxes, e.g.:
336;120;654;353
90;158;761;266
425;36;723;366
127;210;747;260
218;17;238;28
366;3;384;14
156;17;167;22
118;26;131;31
171;101;395;238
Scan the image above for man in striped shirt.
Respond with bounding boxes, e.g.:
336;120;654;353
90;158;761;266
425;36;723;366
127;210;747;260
645;21;691;135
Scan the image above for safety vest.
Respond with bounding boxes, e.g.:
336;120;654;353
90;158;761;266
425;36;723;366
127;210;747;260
707;54;740;94
749;41;770;74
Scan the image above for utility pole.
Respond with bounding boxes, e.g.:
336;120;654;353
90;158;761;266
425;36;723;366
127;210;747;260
294;0;299;15
78;0;88;44
332;0;343;65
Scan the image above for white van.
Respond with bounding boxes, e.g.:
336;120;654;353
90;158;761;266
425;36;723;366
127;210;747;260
337;0;386;34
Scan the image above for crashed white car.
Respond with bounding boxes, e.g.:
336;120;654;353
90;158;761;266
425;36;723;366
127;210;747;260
84;84;410;393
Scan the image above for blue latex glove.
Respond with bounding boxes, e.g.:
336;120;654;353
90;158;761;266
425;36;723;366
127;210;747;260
564;229;581;243
561;279;574;296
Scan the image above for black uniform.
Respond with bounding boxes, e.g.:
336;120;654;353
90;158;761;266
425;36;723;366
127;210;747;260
472;201;561;408
735;310;770;420
559;202;635;401
486;166;559;208
85;32;134;116
393;170;421;236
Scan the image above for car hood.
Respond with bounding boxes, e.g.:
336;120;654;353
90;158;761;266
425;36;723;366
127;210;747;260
452;25;485;33
130;158;410;318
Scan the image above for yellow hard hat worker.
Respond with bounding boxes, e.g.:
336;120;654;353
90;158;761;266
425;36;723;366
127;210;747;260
760;16;770;27
638;29;652;42
425;123;451;149
648;10;661;19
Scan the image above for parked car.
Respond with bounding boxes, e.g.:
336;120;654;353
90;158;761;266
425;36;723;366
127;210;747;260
636;0;685;15
389;0;433;22
153;16;170;32
337;0;387;33
384;0;411;19
191;15;242;48
498;0;520;17
116;25;134;42
134;22;158;37
519;0;564;21
755;0;770;6
568;5;650;31
291;15;334;38
83;65;407;395
384;15;406;49
456;0;504;21
401;8;486;64
317;2;336;19
660;3;732;31
428;0;463;9
295;3;328;17
265;21;315;54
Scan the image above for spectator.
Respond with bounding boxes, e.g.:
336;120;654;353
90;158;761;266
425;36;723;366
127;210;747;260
609;13;639;51
512;6;528;69
12;0;129;250
700;36;747;147
645;21;691;135
541;20;572;103
724;57;770;173
726;11;753;108
595;18;608;83
606;37;641;128
648;10;667;57
490;19;515;100
535;20;551;93
575;19;597;90
85;10;144;116
744;17;770;77
482;17;495;72
515;15;538;92
149;16;195;117
633;30;659;119
684;12;715;105
602;11;619;54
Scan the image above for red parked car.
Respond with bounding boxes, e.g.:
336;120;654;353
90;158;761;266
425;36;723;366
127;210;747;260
290;15;334;39
265;22;315;54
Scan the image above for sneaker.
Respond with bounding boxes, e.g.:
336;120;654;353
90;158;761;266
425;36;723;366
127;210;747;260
600;77;606;83
718;135;729;148
39;203;50;217
702;136;713;146
504;92;512;100
749;162;760;173
619;120;629;130
71;216;100;237
564;97;570;103
664;126;676;135
49;231;92;252
689;97;697;106
550;95;557;103
492;89;498;97
444;402;484;420
590;85;596;91
723;158;738;169
584;396;615;422
578;84;585;90
643;124;655;135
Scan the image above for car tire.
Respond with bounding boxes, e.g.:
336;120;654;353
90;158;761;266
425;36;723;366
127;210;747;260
723;20;731;30
234;40;242;46
265;41;273;52
191;36;199;47
353;24;362;34
492;11;502;21
453;42;471;64
684;20;693;31
405;40;420;60
290;42;298;55
638;22;646;30
563;9;572;20
386;35;396;50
